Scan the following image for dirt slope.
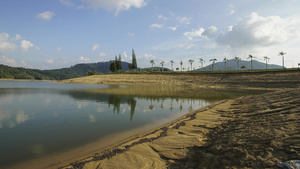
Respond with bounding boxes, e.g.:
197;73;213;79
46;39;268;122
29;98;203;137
59;70;300;89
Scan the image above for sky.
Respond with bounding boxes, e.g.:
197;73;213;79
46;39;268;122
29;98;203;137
1;0;300;70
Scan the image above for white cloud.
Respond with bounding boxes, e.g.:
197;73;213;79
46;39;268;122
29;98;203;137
143;53;156;60
0;55;18;66
57;47;62;51
228;4;235;15
15;110;29;124
150;23;164;29
184;26;218;40
184;28;205;40
128;32;135;36
97;107;105;113
12;34;22;41
229;10;235;15
20;60;31;68
20;40;34;52
99;52;106;57
60;0;74;6
0;56;31;68
217;12;299;49
0;33;16;52
81;0;147;15
36;11;55;20
92;44;99;51
168;26;177;31
123;52;128;58
202;26;218;38
45;59;54;64
179;43;194;50
78;4;85;9
178;17;191;25
89;114;96;122
158;15;168;20
79;56;90;63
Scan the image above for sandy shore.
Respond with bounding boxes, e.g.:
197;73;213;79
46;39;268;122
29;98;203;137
57;88;300;169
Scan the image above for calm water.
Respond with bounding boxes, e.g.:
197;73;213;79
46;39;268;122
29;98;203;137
0;81;268;168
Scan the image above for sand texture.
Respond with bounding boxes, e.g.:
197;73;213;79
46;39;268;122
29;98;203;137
60;88;300;169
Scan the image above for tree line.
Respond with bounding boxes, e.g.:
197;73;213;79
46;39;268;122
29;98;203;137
148;51;287;72
110;49;137;72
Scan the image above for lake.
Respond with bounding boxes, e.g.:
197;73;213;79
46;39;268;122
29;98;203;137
0;81;268;169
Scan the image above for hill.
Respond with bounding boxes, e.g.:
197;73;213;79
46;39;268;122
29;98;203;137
0;61;131;80
197;59;282;71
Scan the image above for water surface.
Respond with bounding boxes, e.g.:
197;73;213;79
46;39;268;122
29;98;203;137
0;81;268;168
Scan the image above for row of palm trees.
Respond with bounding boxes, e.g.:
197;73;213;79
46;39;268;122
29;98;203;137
149;51;286;71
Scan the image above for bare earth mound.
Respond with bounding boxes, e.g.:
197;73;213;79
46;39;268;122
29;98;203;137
59;70;300;89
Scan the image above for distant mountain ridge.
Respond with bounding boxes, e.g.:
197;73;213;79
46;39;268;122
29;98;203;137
0;61;131;80
197;59;282;71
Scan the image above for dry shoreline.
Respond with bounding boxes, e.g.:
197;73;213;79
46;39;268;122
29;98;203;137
59;88;300;169
58;71;300;89
55;72;300;169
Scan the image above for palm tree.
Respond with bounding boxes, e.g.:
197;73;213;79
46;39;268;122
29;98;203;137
241;65;246;70
263;56;270;70
278;51;286;69
160;60;165;71
209;58;217;70
180;60;183;71
235;57;241;70
150;60;155;68
223;57;228;70
188;59;194;71
248;55;255;70
199;58;205;68
170;60;175;71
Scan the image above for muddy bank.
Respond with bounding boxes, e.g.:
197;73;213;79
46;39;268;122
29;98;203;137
60;88;300;169
59;70;300;89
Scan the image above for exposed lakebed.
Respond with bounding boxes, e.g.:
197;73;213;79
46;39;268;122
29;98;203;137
0;81;269;168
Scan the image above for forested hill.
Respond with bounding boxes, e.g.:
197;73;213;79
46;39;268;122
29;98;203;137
0;62;130;80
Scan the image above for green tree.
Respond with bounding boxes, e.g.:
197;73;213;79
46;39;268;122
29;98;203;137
128;63;133;69
132;49;137;70
278;51;286;69
264;56;270;70
180;60;183;71
118;54;122;70
160;60;165;71
170;60;175;71
188;59;194;71
110;60;117;72
199;58;205;68
223;57;228;70
150;60;155;68
248;54;255;70
128;98;137;121
235;57;241;70
209;58;217;70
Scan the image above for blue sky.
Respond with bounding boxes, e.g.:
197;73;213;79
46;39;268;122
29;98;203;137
1;0;300;70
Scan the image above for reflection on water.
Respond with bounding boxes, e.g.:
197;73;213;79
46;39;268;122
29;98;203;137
0;81;269;168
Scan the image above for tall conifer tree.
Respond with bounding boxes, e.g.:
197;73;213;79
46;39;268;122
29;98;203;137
118;54;122;70
132;49;137;69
